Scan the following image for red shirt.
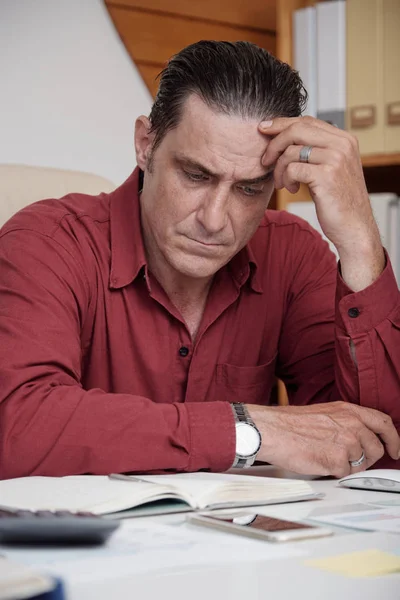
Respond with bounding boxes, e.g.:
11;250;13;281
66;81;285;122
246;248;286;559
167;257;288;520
0;169;399;478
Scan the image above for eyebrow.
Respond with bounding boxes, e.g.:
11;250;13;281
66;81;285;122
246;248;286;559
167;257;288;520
174;154;274;185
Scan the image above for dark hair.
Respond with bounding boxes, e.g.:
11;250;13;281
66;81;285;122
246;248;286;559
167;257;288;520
148;40;308;152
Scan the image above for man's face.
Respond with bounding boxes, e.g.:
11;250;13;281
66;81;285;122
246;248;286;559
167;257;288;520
137;95;275;282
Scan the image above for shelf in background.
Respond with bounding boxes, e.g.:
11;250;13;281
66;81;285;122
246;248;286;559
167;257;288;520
363;163;400;196
361;153;400;168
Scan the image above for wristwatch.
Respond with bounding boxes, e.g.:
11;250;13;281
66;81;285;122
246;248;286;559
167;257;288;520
231;403;262;468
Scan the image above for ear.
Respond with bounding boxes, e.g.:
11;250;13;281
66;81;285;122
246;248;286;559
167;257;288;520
134;116;155;171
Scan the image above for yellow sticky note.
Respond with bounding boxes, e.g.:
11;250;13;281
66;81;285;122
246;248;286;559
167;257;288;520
305;549;400;577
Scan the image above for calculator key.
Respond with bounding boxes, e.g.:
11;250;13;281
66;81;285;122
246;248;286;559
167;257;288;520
54;511;75;517
0;509;18;517
15;510;35;517
0;512;120;545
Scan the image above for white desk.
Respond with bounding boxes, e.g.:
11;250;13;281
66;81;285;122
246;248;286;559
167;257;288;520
2;467;400;600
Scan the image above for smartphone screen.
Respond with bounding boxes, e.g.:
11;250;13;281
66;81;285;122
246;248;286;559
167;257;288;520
208;514;316;532
188;513;333;542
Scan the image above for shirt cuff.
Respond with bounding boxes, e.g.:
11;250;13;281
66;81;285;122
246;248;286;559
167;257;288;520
336;250;399;335
186;401;236;472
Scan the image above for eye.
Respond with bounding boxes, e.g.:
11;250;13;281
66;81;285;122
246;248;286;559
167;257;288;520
238;185;265;197
184;171;208;182
238;172;273;196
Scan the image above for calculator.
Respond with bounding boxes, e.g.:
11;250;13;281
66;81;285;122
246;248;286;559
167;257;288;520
0;508;120;545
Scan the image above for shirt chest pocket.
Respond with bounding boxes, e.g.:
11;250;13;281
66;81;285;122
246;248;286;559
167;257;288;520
215;354;277;405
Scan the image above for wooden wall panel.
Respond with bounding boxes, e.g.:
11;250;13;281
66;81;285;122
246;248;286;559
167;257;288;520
106;0;276;32
105;1;276;97
137;64;163;97
107;7;276;65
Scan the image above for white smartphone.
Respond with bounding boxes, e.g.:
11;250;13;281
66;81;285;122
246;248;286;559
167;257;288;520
187;512;333;542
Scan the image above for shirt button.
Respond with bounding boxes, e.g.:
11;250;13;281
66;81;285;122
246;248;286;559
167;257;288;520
178;346;189;357
348;307;360;318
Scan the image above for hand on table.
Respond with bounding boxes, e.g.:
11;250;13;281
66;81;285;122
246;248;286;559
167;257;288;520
246;401;400;478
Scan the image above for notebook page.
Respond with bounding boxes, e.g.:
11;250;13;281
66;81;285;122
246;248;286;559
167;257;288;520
0;475;193;514
139;473;315;509
133;474;223;509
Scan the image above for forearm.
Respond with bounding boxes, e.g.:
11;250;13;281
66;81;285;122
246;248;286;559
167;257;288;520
337;325;400;470
0;383;235;478
0;230;235;478
335;254;400;468
337;325;400;426
336;223;385;292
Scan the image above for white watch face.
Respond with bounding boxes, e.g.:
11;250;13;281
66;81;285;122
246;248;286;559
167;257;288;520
236;422;261;457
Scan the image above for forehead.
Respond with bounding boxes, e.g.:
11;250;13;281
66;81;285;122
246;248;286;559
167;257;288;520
159;94;271;180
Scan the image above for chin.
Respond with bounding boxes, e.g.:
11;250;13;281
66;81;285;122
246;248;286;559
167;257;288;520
179;265;221;279
172;255;225;280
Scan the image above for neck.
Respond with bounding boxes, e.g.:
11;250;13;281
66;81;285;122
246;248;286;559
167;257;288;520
140;203;214;338
150;263;214;341
147;249;214;310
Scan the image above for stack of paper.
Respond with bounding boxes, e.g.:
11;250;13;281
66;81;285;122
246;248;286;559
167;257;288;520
0;557;63;600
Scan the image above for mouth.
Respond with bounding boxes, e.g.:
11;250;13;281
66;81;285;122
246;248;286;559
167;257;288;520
194;240;221;247
185;236;224;247
180;236;227;257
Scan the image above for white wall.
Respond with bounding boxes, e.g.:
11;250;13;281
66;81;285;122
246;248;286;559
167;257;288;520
0;0;153;185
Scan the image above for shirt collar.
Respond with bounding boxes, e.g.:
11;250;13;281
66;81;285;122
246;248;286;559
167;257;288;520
229;243;263;294
109;168;146;289
109;166;263;293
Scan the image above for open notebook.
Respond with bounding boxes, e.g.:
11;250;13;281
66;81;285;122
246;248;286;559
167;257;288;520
0;473;320;518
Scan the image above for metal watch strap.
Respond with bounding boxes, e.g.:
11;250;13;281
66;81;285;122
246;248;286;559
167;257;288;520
231;403;261;468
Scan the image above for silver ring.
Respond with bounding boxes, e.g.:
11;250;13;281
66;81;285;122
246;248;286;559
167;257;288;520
299;145;313;163
350;452;365;468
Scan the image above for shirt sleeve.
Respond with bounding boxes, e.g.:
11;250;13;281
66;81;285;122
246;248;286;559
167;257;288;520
276;226;400;469
335;251;400;468
0;227;235;478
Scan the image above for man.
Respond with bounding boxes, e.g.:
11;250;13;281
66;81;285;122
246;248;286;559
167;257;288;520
0;41;399;480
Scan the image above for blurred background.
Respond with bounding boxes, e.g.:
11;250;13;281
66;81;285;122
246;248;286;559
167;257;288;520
0;0;399;269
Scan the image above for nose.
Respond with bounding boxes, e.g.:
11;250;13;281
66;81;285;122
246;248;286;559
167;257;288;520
196;187;230;236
